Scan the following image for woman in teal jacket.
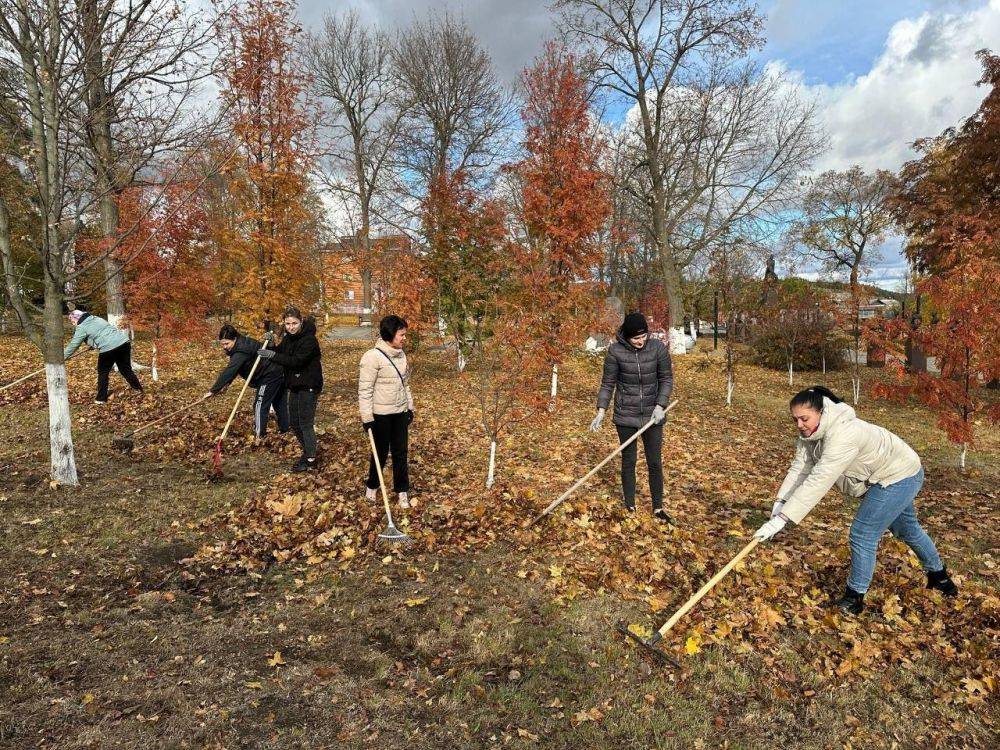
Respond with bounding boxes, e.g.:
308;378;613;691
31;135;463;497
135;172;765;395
65;309;143;403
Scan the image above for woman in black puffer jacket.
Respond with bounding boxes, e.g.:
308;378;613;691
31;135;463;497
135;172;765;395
258;307;323;472
590;312;673;519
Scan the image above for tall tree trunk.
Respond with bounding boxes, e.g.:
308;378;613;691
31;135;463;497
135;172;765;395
81;0;127;326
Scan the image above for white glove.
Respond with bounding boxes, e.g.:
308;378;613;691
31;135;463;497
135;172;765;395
589;409;605;432
771;500;785;518
652;405;666;424
754;516;787;541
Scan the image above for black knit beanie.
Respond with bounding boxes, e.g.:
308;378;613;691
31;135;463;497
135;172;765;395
621;312;648;339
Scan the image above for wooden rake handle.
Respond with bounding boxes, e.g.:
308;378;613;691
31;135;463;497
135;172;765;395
528;399;679;526
366;427;396;525
125;393;211;439
655;537;761;638
0;348;89;392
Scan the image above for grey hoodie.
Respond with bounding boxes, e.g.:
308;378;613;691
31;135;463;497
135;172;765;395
777;398;922;524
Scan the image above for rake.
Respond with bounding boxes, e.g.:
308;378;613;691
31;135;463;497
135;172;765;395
528;399;679;526
616;537;761;667
112;393;211;452
366;427;412;545
211;331;273;478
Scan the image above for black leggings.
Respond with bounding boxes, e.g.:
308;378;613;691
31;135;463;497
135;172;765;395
616;422;664;510
288;389;318;459
96;342;142;401
367;411;409;493
254;379;289;437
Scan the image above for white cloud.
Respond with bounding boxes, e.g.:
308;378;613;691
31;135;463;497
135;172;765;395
782;0;1000;172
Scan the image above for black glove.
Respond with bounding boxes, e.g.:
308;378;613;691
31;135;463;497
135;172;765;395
363;420;376;433
406;409;414;425
257;348;275;360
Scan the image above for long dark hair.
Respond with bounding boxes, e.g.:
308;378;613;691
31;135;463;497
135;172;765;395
789;385;843;412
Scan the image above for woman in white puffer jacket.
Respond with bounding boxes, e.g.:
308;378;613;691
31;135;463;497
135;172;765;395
753;386;958;614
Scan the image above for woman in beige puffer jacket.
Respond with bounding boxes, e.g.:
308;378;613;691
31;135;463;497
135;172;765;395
753;386;958;614
359;315;415;508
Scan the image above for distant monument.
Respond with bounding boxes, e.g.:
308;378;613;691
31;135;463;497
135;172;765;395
762;253;779;305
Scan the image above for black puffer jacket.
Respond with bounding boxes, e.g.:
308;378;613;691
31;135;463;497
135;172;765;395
209;335;282;394
270;318;323;393
596;329;673;428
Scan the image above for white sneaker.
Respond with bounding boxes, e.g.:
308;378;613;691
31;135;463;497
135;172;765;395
94;399;107;404
397;493;410;509
365;487;377;502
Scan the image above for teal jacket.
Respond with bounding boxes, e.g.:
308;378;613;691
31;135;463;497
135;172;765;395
64;313;129;358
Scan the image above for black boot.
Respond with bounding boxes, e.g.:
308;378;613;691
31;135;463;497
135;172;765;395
653;508;672;523
927;567;958;597
829;587;865;615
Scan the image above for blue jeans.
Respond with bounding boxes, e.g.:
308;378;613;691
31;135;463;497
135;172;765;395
847;468;943;594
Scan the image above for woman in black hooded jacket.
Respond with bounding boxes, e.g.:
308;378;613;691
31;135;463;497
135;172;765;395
258;307;322;471
590;312;673;519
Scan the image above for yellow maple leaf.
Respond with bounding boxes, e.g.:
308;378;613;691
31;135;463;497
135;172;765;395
405;596;429;607
267;651;286;667
684;633;702;655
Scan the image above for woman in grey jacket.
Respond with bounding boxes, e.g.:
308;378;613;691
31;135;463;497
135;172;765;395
590;312;673;519
754;386;958;613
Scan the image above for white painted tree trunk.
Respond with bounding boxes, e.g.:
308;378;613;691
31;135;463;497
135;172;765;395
959;443;967;471
45;364;78;486
485;439;497;488
550;364;558;399
726;373;734;406
852;377;861;405
689;320;697;341
822;352;826;375
788;360;794;386
668;327;687;355
107;312;125;330
457;347;466;372
151;342;159;382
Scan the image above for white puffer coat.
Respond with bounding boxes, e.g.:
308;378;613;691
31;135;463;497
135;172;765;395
778;398;922;524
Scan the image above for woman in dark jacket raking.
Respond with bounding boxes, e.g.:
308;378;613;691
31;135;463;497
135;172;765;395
590;312;674;519
258;307;322;472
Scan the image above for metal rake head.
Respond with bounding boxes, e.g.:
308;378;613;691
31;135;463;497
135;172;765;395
614;622;681;669
111;435;135;453
378;520;413;545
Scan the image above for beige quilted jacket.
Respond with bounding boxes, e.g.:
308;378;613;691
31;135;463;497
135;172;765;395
358;340;414;423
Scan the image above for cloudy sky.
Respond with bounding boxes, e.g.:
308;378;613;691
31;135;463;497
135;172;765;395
297;0;1000;289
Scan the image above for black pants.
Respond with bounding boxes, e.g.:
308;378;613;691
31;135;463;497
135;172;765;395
616;422;664;510
254;379;289;437
288;389;318;459
96;342;142;401
366;411;409;493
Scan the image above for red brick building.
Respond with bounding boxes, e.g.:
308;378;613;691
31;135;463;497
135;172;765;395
320;235;413;324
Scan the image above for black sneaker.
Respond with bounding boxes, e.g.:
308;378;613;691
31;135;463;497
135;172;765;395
653;508;672;523
291;456;313;473
828;587;865;615
623;503;636;514
927;567;958;597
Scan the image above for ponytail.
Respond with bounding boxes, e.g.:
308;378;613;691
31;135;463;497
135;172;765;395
789;385;842;412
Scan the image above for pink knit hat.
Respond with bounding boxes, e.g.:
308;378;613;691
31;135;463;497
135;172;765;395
68;309;84;322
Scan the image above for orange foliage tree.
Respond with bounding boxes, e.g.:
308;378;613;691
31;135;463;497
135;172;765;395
119;183;216;378
215;0;320;330
515;43;610;406
370;239;436;348
423;170;509;371
871;52;1000;468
